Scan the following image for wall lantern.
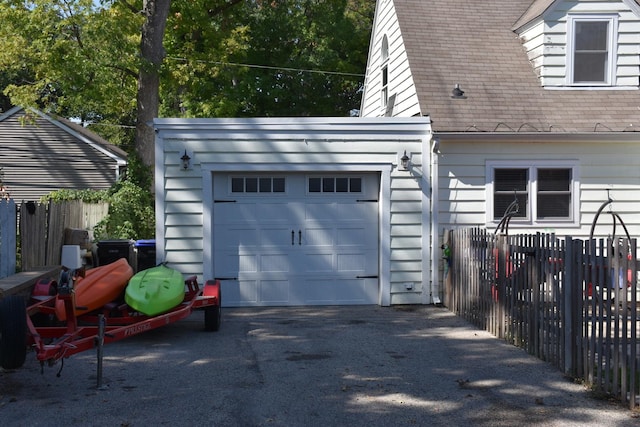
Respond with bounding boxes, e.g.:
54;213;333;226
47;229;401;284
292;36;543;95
400;150;410;171
431;136;441;154
181;150;191;170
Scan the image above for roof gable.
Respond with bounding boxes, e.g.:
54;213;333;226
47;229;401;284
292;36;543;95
386;0;640;133
513;0;640;31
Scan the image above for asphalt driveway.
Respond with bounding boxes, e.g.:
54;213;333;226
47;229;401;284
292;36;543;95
1;305;637;426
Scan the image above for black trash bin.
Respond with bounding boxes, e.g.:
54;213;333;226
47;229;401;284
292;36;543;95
97;240;133;266
135;239;156;272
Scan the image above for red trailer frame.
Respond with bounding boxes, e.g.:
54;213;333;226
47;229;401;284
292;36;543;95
25;275;221;368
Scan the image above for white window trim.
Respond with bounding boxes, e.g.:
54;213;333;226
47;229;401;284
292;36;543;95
566;14;618;87
486;160;580;226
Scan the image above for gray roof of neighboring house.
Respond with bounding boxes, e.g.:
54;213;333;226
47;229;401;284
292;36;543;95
394;0;640;133
0;106;127;201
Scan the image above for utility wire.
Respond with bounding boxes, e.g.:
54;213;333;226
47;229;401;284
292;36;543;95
166;56;365;78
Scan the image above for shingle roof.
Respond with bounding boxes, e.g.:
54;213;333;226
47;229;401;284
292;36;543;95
394;0;640;133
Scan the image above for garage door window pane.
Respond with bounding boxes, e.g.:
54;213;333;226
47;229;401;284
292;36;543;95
273;178;285;192
336;178;349;192
259;178;271;192
350;178;362;192
245;178;258;192
231;178;244;192
309;178;321;192
323;178;334;192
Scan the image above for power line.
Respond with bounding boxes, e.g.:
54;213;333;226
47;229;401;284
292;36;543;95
166;56;365;78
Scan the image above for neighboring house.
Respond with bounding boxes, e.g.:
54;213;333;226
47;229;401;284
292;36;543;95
0;106;127;201
360;0;640;264
154;118;432;307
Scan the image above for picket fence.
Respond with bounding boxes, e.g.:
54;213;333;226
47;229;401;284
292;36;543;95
0;199;109;277
446;227;639;409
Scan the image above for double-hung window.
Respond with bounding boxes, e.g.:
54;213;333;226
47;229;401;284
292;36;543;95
567;15;617;86
487;161;578;224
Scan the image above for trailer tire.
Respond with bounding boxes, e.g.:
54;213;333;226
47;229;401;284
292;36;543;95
0;296;28;370
204;286;221;332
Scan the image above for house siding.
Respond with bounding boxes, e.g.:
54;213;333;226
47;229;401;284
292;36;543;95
154;118;433;306
517;0;640;87
360;0;421;117
437;137;640;239
0;108;125;202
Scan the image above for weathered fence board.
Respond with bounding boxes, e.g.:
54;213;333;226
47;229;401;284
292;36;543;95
447;227;639;409
0;199;16;278
19;200;108;271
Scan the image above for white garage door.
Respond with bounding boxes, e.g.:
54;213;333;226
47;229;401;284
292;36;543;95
213;173;379;306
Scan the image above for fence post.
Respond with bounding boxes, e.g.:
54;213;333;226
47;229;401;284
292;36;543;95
0;199;17;278
563;236;579;376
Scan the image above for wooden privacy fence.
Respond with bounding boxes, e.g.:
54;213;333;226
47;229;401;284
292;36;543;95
0;200;109;278
19;200;109;271
446;228;639;409
0;199;17;278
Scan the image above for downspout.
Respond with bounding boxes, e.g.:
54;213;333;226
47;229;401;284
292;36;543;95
430;134;441;304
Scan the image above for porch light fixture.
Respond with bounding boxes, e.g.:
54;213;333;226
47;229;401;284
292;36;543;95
181;150;191;170
400;150;410;171
431;136;440;154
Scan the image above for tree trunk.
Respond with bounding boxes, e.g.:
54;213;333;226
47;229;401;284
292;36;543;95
136;0;171;171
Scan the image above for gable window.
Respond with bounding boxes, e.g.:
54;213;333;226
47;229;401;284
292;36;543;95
380;35;389;109
567;15;617;86
487;161;578;224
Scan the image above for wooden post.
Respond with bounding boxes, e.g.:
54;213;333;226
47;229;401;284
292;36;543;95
563;236;575;376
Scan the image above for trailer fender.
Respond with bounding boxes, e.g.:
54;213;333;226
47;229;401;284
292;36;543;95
32;279;57;298
203;279;221;302
203;280;221;332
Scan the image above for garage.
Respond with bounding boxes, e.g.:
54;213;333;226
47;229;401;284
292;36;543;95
153;117;432;306
212;172;379;306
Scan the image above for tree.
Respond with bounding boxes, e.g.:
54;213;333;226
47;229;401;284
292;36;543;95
136;0;171;169
162;0;374;118
0;0;375;168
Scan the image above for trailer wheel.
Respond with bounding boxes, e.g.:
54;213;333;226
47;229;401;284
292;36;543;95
204;287;221;332
0;296;28;369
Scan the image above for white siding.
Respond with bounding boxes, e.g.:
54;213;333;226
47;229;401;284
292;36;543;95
360;0;421;117
517;0;640;87
155;118;433;306
437;136;640;240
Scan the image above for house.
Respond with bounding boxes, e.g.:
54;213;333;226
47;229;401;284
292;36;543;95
155;0;640;308
153;118;433;307
360;0;640;263
0;106;127;201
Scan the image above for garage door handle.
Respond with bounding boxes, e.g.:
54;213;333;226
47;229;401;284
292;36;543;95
291;230;295;245
357;275;379;279
298;230;302;245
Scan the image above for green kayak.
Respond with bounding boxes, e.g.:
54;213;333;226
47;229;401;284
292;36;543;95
125;265;185;316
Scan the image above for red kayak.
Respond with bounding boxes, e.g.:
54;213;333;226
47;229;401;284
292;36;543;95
55;258;134;321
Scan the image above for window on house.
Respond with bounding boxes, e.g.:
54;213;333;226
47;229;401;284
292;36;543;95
568;16;616;85
381;66;388;108
381;35;389;108
489;162;577;223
